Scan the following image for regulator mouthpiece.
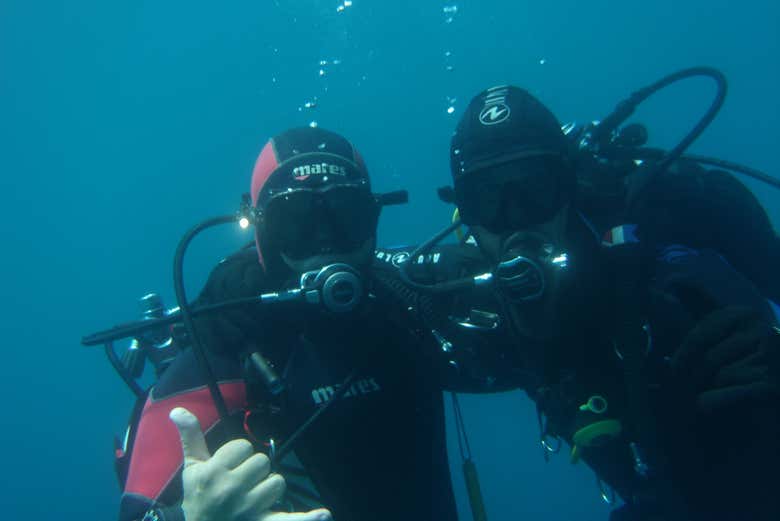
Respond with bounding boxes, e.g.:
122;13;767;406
495;254;546;302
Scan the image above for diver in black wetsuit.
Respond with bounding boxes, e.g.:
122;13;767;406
398;85;780;521
118;127;459;521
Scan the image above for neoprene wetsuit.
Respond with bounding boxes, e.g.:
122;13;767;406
117;248;459;521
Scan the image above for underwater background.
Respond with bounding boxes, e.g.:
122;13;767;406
1;1;778;519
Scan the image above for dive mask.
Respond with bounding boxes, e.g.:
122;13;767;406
455;155;571;233
259;183;379;260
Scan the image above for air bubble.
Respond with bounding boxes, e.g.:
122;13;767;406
443;4;458;23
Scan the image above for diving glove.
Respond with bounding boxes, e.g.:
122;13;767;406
670;305;779;414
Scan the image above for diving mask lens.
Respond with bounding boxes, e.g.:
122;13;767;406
456;157;567;232
263;185;378;259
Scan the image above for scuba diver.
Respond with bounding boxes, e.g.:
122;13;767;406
396;77;780;520
104;127;464;521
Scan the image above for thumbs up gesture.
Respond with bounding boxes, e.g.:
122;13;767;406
170;407;333;521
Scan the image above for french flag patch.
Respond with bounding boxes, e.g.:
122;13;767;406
602;224;639;247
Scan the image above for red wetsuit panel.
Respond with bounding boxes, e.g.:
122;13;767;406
124;381;247;500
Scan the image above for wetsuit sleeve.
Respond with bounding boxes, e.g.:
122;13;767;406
635;164;780;301
118;348;248;521
119;251;262;521
645;247;780;520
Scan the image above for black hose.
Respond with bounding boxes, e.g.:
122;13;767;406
647;67;728;173
105;341;145;398
603;68;729;211
600;146;780;191
82;295;277;347
271;368;359;466
594;67;727;174
682;153;780;190
398;220;478;294
173;214;238;424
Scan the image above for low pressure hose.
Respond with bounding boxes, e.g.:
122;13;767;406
173;214;238;424
399;220;492;294
647;67;727;173
604;67;729;209
589;67;727;167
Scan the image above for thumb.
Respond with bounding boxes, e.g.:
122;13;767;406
170;407;211;466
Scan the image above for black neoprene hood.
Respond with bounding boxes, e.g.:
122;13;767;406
450;85;569;180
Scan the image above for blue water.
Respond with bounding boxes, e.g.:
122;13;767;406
1;1;777;519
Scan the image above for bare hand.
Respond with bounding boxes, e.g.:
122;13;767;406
169;407;333;521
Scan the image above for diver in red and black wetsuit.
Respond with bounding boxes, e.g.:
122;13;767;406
118;127;461;521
